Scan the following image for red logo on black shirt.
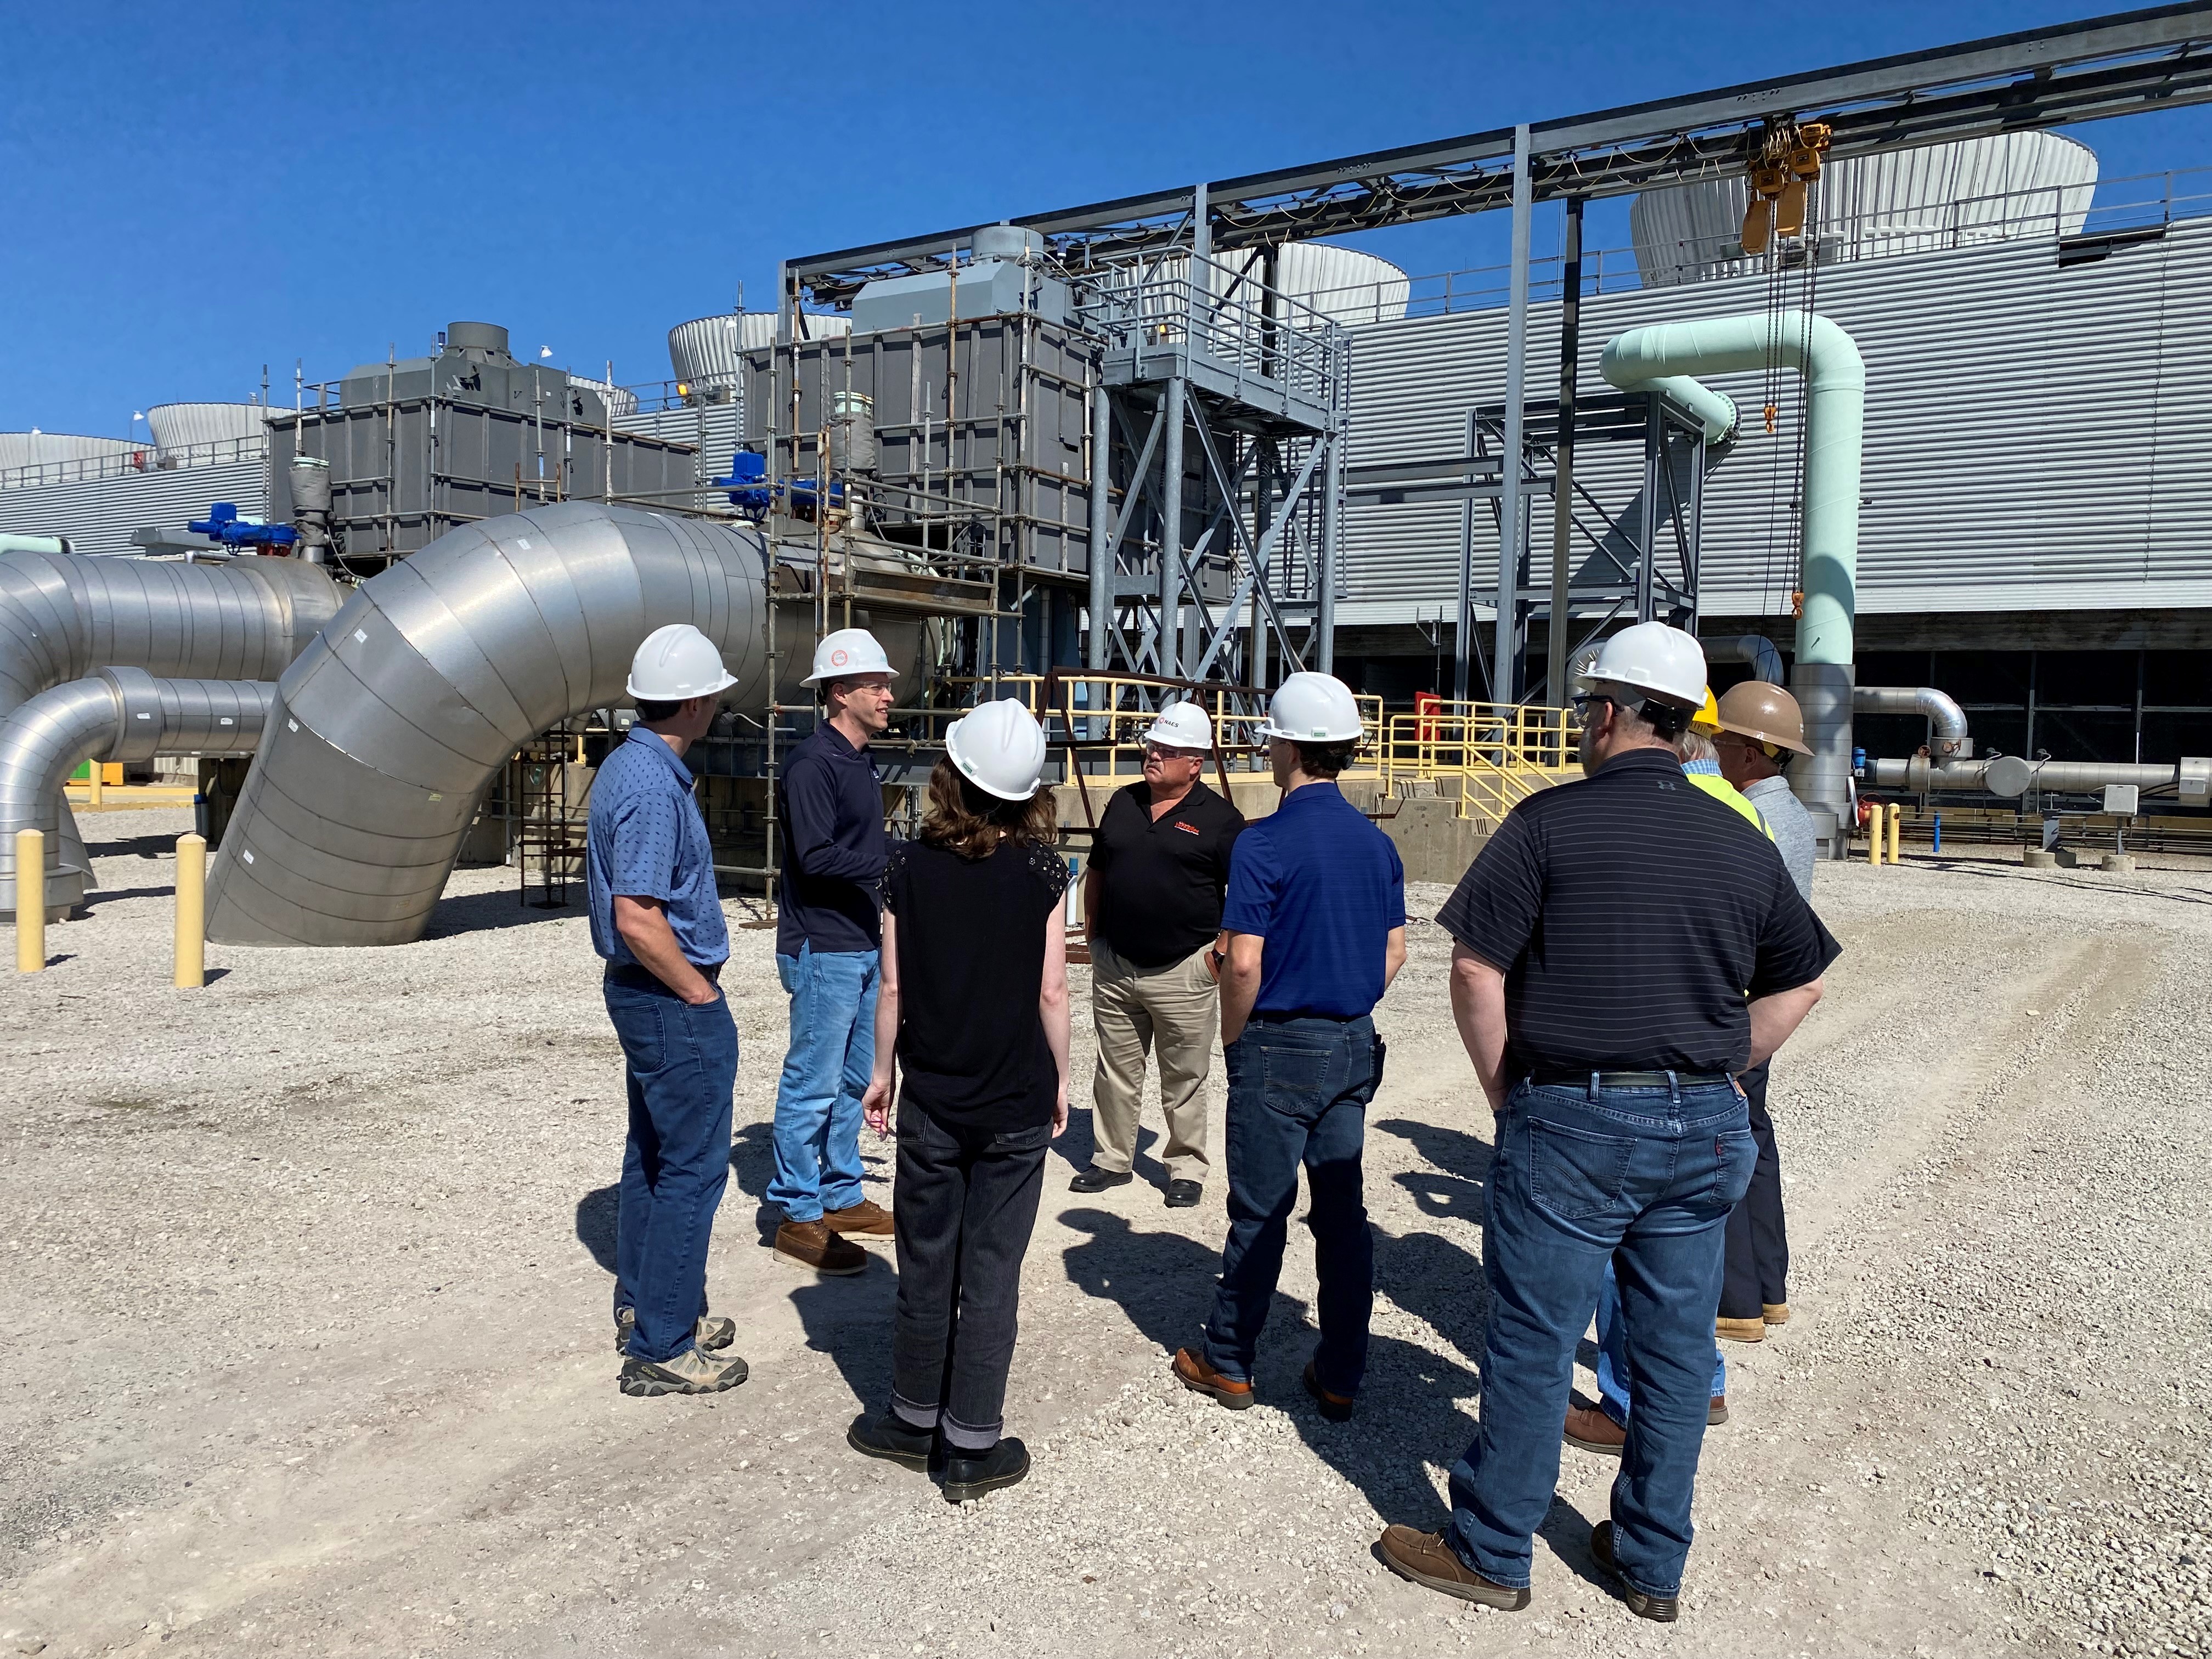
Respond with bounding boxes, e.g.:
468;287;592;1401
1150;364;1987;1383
1175;821;1201;834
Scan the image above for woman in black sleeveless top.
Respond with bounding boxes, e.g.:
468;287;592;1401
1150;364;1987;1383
851;699;1070;1502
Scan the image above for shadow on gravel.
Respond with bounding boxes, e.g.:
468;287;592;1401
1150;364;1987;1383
83;832;184;860
421;888;584;938
575;1184;617;1273
790;1270;899;1411
1051;1109;1167;1181
1374;1116;1493;1228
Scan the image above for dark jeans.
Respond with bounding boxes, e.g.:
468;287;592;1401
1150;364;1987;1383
1449;1077;1754;1598
1719;1060;1789;1319
605;972;738;1364
1201;1014;1383;1396
890;1097;1052;1452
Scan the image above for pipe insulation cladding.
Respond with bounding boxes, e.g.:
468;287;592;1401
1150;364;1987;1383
1854;684;1972;761
204;503;772;948
1601;313;1865;829
0;672;273;916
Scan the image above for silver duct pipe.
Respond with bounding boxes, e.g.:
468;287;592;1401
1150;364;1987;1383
1869;755;2197;798
0;670;273;915
1854;685;1972;761
206;503;771;947
1702;634;1785;686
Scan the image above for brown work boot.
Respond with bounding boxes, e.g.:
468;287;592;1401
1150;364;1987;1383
1590;1520;1679;1622
1172;1346;1252;1410
1565;1402;1628;1455
1763;1301;1791;1325
1715;1316;1766;1344
1375;1526;1531;1610
823;1198;895;1236
774;1218;867;1276
1709;1395;1729;1426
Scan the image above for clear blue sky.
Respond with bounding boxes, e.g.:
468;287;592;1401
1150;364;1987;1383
5;1;2208;436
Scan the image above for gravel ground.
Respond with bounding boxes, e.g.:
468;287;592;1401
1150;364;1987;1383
2;808;2208;1658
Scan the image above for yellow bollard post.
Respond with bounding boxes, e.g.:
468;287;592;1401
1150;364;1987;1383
15;827;45;972
1888;802;1903;865
1866;805;1882;867
87;759;103;808
174;833;206;989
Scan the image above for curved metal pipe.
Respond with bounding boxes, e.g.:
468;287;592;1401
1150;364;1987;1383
206;502;771;947
1854;685;1972;761
0;670;273;914
1702;634;1785;686
1866;757;2184;798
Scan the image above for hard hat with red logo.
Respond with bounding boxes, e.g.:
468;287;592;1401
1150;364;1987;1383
800;628;897;686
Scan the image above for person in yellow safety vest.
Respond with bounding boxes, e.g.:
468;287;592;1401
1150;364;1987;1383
1679;690;1771;838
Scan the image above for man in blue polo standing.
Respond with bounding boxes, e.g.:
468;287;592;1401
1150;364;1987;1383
1172;672;1406;1420
589;623;748;1397
769;628;898;1275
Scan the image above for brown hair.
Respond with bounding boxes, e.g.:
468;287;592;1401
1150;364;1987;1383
1290;737;1361;779
918;754;1059;860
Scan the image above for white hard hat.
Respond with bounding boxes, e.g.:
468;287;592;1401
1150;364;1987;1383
944;697;1048;802
1585;620;1707;709
1261;672;1365;742
800;627;897;686
625;623;737;702
1143;701;1213;752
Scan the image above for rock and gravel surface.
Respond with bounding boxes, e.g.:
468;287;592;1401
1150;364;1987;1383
1;808;2207;1657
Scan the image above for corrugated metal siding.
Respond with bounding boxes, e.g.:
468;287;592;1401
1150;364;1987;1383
1342;217;2212;619
0;456;269;556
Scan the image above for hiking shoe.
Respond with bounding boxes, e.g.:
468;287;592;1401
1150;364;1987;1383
1715;1316;1767;1344
1302;1360;1355;1423
1069;1165;1133;1194
1590;1520;1680;1622
1763;1301;1792;1326
941;1437;1029;1503
1172;1346;1253;1410
823;1198;895;1236
847;1410;935;1472
1374;1526;1531;1610
1163;1179;1203;1208
618;1346;749;1397
774;1218;868;1276
613;1307;736;1356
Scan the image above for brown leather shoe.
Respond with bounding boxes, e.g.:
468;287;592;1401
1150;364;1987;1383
1172;1346;1252;1410
823;1198;895;1236
1374;1526;1530;1610
1715;1316;1766;1344
1590;1520;1679;1622
1564;1402;1627;1455
1708;1395;1729;1426
773;1218;867;1276
1763;1301;1791;1325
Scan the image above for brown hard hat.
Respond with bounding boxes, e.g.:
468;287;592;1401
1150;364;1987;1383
1716;680;1811;755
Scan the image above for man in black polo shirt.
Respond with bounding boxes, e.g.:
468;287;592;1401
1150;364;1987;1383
1376;622;1839;1624
1071;702;1245;1207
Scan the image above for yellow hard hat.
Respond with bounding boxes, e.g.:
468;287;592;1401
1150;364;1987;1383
1691;688;1722;733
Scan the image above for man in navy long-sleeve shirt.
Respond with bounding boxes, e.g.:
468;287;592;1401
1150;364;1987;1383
769;629;898;1274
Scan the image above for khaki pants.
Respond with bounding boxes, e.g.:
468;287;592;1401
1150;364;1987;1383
1089;939;1218;1181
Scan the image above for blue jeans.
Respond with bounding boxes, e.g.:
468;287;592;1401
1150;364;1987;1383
1201;1014;1382;1396
1595;1259;1726;1424
1449;1077;1755;1598
606;972;739;1364
768;944;879;1221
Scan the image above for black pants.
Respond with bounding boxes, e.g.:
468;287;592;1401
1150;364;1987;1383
1719;1060;1789;1319
890;1096;1051;1452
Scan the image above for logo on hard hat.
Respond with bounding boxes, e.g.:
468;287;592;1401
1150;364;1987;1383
831;648;848;667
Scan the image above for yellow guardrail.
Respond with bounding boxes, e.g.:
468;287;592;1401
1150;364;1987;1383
1376;701;1582;825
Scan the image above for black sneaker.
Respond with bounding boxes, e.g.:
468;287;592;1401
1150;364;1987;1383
1590;1520;1680;1623
847;1410;935;1472
1164;1179;1203;1208
941;1437;1030;1503
1069;1166;1134;1193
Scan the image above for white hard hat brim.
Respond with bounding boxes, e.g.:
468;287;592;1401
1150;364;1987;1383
624;666;739;701
800;664;899;686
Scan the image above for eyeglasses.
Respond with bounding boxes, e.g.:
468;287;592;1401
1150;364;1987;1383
1569;692;1615;715
1143;743;1203;760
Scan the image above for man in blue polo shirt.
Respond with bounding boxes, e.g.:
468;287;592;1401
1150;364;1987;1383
1173;672;1406;1420
588;624;748;1399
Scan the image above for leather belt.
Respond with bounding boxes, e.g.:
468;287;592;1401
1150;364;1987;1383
1525;1069;1732;1090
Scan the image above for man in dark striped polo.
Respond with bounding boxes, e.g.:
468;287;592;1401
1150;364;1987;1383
1375;622;1839;1624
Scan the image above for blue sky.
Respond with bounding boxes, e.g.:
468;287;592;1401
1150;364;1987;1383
5;1;2209;436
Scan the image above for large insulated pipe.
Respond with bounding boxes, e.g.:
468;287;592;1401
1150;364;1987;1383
1603;313;1865;832
1703;634;1786;686
205;501;771;947
1855;685;1971;762
1868;755;2199;798
0;670;272;915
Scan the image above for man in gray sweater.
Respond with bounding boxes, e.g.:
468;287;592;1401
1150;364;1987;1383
1711;682;1818;1342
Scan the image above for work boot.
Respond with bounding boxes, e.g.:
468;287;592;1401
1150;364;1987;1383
1069;1165;1133;1194
1566;1398;1728;1454
1716;1316;1767;1344
1590;1520;1680;1622
1763;1301;1792;1326
1163;1179;1203;1209
823;1198;895;1236
1172;1346;1253;1410
613;1307;736;1357
941;1437;1029;1503
848;1410;935;1472
1302;1359;1355;1423
618;1346;749;1397
774;1218;868;1276
1374;1526;1531;1610
1709;1395;1729;1426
